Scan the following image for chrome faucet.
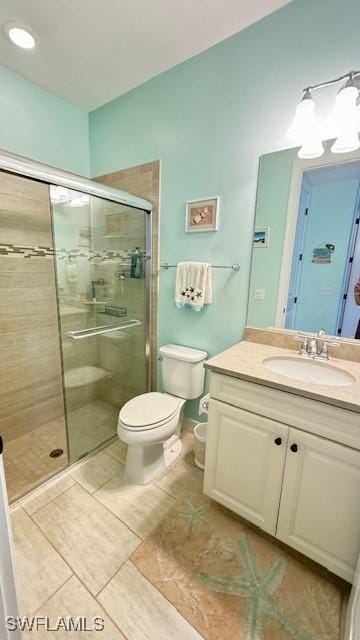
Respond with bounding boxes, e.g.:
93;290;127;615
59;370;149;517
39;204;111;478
295;329;339;360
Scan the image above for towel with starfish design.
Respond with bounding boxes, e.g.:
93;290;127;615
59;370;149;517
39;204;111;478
175;261;212;311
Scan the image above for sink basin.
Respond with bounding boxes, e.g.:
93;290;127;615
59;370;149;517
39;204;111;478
263;356;355;386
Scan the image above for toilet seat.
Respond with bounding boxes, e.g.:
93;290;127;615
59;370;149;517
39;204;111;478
119;392;179;431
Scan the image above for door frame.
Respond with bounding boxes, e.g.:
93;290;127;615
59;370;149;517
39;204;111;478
336;185;360;336
0;442;20;639
275;142;360;327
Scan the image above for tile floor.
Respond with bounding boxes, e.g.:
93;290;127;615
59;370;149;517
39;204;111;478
11;432;203;639
10;432;348;639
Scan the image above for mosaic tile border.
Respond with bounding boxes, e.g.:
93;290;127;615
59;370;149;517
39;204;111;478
0;243;54;258
0;243;146;261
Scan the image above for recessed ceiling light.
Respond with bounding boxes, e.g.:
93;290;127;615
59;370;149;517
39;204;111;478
4;23;36;49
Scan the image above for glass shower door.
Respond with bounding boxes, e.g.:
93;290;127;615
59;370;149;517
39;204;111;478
50;186;148;462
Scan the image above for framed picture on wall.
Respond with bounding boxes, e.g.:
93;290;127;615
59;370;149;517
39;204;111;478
253;226;270;248
185;196;220;232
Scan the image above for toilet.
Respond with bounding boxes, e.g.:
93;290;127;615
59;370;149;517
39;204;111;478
117;344;207;485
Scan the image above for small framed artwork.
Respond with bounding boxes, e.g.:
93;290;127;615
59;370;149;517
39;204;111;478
185;197;220;233
253;226;270;248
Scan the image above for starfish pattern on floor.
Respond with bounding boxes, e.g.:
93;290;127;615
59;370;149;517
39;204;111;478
199;533;316;640
174;499;210;535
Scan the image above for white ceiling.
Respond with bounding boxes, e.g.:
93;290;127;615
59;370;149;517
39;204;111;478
0;0;291;111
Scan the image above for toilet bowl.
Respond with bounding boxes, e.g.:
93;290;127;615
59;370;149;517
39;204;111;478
117;344;207;485
118;392;185;484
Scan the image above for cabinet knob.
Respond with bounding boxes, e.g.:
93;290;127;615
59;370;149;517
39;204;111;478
274;437;282;446
290;443;298;453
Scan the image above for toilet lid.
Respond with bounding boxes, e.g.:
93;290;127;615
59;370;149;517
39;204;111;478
119;392;179;429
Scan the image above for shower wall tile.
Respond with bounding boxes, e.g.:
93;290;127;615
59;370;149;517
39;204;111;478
0;383;65;443
66;383;98;412
0;171;67;499
0;172;52;247
0;374;63;422
96;160;160;390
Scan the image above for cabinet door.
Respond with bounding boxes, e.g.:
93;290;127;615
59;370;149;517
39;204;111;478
204;400;289;535
277;429;360;582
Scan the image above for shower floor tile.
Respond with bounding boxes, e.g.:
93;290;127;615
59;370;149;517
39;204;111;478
4;417;68;503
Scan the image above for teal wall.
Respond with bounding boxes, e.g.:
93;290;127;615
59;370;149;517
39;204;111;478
89;0;360;417
295;179;359;335
0;65;90;176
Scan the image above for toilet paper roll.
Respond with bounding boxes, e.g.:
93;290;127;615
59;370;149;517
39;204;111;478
199;393;210;415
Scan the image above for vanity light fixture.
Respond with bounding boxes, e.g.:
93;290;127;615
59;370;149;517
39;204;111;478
3;23;36;49
287;70;360;158
330;78;360;153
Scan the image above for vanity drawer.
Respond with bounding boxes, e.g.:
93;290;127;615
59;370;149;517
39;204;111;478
209;372;360;450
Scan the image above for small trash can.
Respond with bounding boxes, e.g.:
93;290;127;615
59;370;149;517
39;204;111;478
194;422;208;469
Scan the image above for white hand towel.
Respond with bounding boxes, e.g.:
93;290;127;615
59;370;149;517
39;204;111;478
175;261;212;311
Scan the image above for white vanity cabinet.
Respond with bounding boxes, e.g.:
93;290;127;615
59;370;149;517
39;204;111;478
277;428;360;581
204;372;360;582
204;400;289;535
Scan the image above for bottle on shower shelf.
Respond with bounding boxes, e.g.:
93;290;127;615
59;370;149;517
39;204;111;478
130;247;143;279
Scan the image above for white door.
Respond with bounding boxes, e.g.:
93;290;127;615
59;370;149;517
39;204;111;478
285;180;310;329
0;438;20;639
204;400;289;535
341;217;360;338
277;429;360;582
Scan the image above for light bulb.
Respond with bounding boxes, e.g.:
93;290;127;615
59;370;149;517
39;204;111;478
331;85;359;126
7;26;36;49
331;132;360;153
298;138;324;159
287;92;320;143
330;83;360;154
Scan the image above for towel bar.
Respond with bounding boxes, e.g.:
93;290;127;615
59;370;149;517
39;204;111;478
67;319;141;340
160;262;240;271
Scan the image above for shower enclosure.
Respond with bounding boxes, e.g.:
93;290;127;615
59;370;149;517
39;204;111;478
0;150;152;502
51;186;149;462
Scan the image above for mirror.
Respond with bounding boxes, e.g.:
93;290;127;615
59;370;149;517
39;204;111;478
247;142;360;341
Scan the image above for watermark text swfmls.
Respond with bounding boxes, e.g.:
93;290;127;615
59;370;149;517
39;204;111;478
5;616;105;632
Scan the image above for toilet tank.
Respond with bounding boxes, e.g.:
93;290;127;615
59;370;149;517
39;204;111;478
159;344;207;400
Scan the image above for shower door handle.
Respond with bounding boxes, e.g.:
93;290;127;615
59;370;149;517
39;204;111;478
67;319;141;340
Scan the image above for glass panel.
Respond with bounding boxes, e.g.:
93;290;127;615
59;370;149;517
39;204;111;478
50;186;148;462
